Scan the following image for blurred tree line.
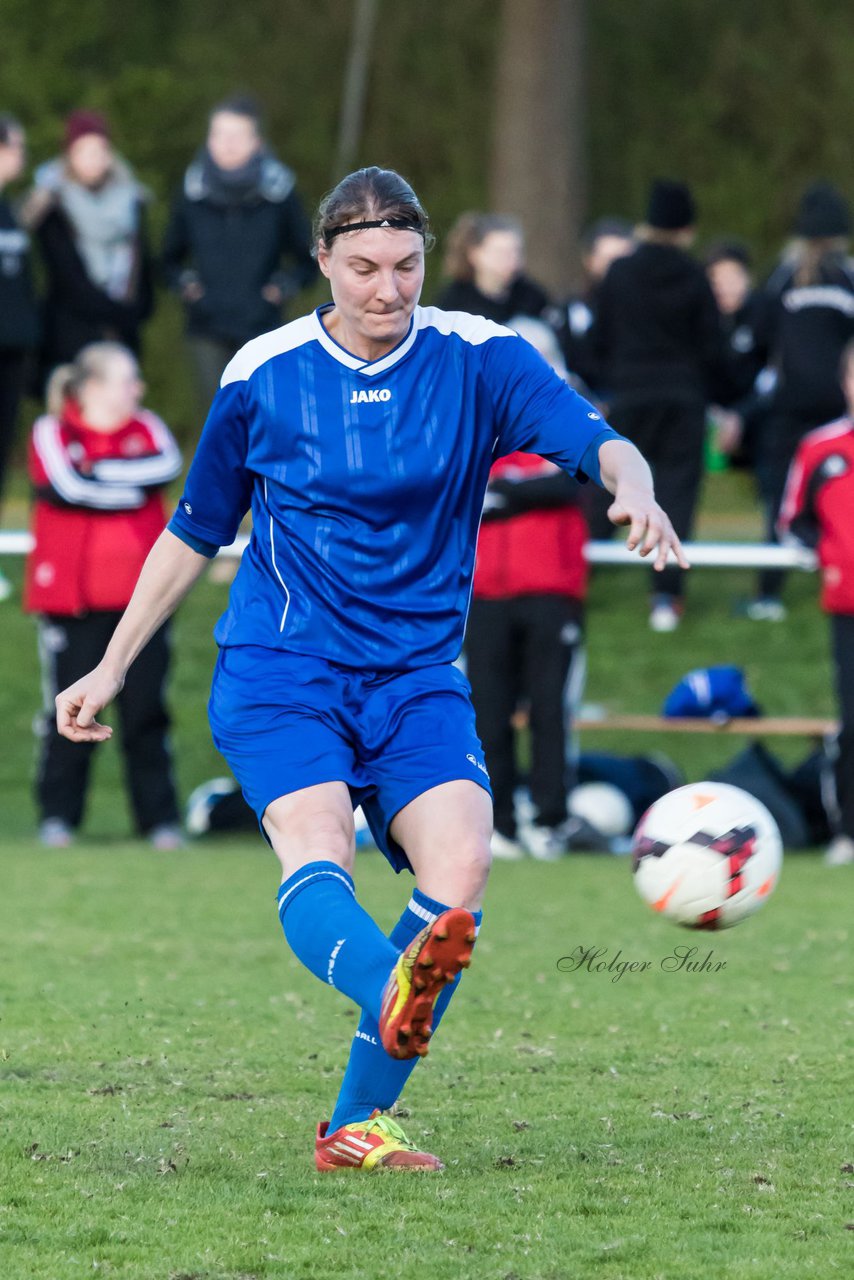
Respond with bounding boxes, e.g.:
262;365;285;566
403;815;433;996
2;0;852;436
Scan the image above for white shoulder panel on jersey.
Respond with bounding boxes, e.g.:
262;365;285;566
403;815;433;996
416;306;517;346
800;417;852;447
221;313;320;387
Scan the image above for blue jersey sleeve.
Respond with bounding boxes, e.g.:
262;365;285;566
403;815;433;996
168;380;254;549
483;334;624;483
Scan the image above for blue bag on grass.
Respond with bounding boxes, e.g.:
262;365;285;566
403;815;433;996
663;665;759;720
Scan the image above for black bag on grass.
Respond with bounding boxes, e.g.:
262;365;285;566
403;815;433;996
787;746;837;846
710;741;810;849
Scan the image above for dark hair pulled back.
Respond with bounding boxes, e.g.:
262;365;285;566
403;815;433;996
313;166;433;255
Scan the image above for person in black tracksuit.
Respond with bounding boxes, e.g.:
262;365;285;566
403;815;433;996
552;217;635;538
554;216;635;395
750;182;854;615
590;180;727;630
704;241;768;470
0;115;38;601
162;95;317;413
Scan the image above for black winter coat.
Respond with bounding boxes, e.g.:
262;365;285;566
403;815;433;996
34;202;153;375
162;157;317;345
0;197;38;351
433;276;551;327
755;256;854;426
591;242;727;407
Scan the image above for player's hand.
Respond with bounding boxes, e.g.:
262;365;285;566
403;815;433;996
55;665;125;743
607;487;690;573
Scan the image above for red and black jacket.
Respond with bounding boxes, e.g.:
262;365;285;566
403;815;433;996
778;417;854;615
472;451;588;601
24;399;182;615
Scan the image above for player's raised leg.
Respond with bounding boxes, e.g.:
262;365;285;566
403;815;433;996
267;779;478;1057
378;780;488;1056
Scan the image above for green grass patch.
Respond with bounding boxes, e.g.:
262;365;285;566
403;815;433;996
0;847;851;1278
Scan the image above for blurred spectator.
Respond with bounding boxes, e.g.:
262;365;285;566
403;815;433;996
778;337;854;866
748;181;854;621
554;216;634;538
24;342;182;849
704;240;768;469
434;212;551;324
466;319;586;861
590;179;726;632
0;114;38;603
162;95;316;412
554;216;634;395
22;110;153;384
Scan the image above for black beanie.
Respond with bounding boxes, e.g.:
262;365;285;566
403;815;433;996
793;182;851;238
646;179;696;231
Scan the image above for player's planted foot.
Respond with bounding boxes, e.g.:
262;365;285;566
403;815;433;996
314;1110;444;1171
379;907;476;1060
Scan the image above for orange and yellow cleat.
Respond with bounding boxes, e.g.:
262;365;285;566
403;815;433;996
378;907;476;1060
315;1110;444;1171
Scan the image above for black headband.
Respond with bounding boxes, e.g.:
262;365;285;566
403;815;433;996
325;218;424;241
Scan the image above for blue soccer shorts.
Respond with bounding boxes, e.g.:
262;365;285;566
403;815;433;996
208;646;493;872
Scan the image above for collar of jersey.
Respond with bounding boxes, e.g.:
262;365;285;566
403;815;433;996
312;304;420;376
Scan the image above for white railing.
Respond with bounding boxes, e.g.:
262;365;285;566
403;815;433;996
582;540;816;570
0;531;817;571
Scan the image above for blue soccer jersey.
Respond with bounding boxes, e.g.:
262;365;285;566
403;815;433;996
169;304;621;670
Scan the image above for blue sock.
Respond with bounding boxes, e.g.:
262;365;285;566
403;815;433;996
327;887;483;1133
277;861;398;1021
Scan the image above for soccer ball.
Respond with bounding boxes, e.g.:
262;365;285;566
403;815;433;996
631;782;782;929
568;782;634;838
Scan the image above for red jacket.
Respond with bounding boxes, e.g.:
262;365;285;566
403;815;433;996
778;417;854;615
472;451;588;600
24;400;182;616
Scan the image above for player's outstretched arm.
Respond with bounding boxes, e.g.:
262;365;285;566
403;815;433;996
598;439;690;573
55;529;211;743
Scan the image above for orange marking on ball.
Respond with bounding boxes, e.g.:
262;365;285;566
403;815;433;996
652;876;683;912
690;794;715;810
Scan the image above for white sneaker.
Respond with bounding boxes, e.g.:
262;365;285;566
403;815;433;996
0;569;12;603
39;818;74;848
513;785;537;828
744;598;787;622
649;597;682;633
490;829;525;860
520;822;567;861
185;776;238;835
824;835;854;867
149;824;186;851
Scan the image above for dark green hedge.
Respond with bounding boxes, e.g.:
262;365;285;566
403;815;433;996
3;0;851;436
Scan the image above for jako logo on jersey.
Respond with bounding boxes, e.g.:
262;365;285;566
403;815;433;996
350;388;392;404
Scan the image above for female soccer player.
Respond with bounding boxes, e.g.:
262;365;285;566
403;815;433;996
55;167;687;1172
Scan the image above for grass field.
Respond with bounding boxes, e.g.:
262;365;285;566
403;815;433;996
0;848;851;1279
0;467;852;1277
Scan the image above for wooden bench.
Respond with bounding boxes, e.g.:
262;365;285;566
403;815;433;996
574;715;836;737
